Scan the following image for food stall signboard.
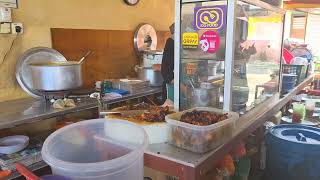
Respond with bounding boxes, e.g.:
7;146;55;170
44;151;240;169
194;5;227;30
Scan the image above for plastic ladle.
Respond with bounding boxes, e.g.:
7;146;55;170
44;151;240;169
15;163;71;180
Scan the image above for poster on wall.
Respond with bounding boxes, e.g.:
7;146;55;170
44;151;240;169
0;0;17;8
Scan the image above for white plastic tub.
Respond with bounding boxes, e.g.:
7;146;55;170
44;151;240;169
42;119;148;180
166;107;239;153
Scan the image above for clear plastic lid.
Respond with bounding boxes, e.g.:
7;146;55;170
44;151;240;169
42;119;148;175
270;124;320;145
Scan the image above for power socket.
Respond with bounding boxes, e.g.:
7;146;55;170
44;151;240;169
11;23;23;34
0;22;11;33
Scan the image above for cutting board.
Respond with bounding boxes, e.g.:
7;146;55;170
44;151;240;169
105;108;171;144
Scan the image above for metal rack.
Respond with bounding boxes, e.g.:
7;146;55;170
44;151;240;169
174;0;286;113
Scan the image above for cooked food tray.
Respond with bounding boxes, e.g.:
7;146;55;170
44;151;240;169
165;107;239;153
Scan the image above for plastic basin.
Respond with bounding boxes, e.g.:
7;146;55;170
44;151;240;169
42;119;148;180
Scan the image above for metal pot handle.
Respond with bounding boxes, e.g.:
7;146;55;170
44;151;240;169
134;65;140;72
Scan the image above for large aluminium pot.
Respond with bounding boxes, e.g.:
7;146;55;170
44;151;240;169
29;61;82;91
135;66;163;87
28;51;91;91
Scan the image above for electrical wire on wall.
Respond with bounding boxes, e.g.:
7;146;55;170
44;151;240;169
0;34;17;66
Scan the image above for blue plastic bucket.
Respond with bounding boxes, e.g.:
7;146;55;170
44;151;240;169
266;124;320;180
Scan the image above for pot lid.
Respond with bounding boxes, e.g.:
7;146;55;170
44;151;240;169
16;47;67;98
269;124;320;145
134;24;158;55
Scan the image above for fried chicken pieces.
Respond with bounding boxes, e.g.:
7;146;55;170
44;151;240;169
180;110;228;126
139;106;170;122
110;104;171;123
170;110;232;153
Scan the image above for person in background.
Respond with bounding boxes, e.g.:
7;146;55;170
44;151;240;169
161;23;175;103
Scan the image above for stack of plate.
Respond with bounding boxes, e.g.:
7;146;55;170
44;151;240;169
112;79;150;93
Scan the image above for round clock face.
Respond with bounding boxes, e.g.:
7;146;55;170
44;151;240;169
124;0;139;6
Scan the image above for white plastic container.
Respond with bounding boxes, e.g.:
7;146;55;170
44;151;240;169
42;119;148;180
0;135;29;154
166;107;239;153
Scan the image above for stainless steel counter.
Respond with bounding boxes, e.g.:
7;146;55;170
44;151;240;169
0;98;98;129
2;76;312;180
0;87;162;130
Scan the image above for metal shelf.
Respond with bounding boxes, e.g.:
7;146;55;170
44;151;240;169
0;98;98;130
0;87;162;130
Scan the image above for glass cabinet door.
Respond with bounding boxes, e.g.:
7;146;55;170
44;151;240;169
231;1;284;113
179;0;228;110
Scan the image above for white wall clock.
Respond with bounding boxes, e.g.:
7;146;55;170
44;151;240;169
124;0;139;6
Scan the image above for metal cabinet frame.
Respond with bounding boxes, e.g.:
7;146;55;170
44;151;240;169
174;0;286;111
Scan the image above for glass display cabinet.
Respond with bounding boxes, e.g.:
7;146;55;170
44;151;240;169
174;0;285;114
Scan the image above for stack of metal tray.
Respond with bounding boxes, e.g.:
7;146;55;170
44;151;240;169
112;79;150;93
